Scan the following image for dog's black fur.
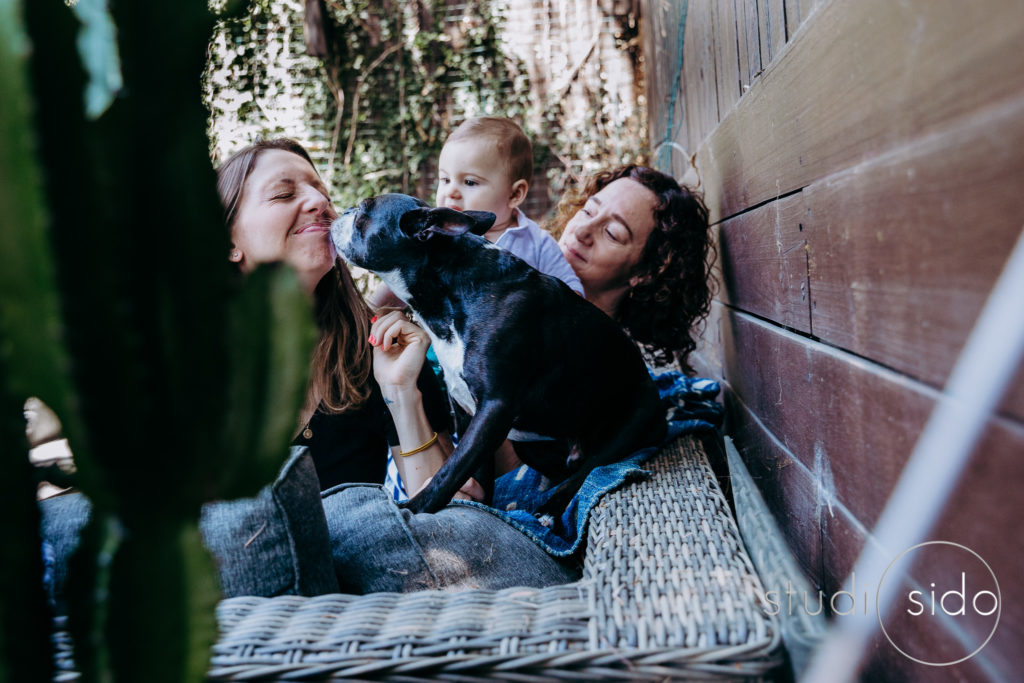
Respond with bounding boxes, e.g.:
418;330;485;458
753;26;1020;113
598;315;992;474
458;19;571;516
332;194;666;514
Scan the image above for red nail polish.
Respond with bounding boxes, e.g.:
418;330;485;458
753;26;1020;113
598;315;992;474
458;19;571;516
369;334;376;344
371;315;378;323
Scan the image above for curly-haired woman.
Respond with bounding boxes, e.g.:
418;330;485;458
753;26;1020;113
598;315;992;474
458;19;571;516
549;165;713;373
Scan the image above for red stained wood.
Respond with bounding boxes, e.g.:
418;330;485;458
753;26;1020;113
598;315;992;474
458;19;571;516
726;313;1023;674
696;0;1024;223
824;505;1009;681
690;300;725;380
859;632;1003;683
711;0;741;119
726;389;824;582
723;310;923;526
724;309;1024;586
803;94;1024;419
718;192;810;332
925;418;1024;677
682;0;720;148
644;2;1024;674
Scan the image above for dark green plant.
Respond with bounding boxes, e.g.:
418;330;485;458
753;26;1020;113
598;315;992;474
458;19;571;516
1;0;313;680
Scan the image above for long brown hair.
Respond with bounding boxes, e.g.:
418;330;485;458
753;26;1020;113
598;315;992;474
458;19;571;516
216;138;372;419
546;165;713;372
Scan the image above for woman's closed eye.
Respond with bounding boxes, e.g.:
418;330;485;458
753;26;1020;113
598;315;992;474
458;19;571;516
605;225;629;243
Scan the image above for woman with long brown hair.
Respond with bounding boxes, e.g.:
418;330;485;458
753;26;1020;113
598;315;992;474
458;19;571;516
216;138;454;494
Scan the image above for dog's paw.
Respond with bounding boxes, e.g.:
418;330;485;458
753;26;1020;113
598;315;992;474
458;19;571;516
535;488;573;520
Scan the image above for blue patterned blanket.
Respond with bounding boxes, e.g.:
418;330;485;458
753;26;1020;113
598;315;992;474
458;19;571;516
452;370;722;556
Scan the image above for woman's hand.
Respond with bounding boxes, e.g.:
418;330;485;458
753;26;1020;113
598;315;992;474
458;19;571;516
370;310;430;391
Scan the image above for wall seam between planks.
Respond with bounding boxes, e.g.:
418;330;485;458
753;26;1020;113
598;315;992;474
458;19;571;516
731;0;743;99
709;186;803;227
728;376;1008;679
719;306;1024;428
727;384;828;587
708;1;721;126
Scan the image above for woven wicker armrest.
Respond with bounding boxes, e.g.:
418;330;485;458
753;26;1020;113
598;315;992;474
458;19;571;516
209;435;783;680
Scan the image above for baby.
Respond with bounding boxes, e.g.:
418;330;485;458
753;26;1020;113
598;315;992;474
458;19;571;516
379;117;582;500
370;116;582;308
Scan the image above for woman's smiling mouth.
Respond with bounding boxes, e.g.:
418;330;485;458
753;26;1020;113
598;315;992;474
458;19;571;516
295;220;332;235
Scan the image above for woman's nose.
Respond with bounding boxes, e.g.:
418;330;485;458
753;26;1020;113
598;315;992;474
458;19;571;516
303;186;332;214
573;217;595;244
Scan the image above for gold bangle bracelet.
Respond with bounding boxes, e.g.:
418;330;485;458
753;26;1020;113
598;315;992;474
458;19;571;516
399;431;438;457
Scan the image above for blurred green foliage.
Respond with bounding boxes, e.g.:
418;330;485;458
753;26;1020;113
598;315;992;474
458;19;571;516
1;0;315;680
205;0;647;211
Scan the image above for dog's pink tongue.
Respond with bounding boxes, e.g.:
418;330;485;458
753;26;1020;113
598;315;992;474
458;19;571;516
328;237;339;262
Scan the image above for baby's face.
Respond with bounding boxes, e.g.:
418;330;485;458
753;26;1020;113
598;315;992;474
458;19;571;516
435;138;517;226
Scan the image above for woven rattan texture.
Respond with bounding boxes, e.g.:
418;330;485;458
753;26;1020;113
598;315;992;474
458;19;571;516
208;435;782;680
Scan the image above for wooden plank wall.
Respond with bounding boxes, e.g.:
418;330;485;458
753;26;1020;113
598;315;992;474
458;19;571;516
642;0;1023;678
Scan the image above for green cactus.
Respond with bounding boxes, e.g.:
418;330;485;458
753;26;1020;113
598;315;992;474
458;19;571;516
2;0;315;680
0;0;72;678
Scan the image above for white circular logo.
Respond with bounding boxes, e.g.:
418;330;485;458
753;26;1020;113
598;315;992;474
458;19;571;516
877;541;1000;666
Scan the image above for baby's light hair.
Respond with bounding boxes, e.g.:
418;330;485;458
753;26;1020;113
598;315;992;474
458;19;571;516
446;116;534;186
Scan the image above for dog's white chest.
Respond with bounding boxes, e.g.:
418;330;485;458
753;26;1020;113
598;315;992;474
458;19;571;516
377;269;414;306
422;322;476;416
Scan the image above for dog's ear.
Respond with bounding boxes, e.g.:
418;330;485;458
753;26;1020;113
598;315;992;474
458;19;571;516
399;207;496;241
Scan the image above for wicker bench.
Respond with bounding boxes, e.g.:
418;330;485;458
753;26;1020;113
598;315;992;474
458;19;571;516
208;435;783;680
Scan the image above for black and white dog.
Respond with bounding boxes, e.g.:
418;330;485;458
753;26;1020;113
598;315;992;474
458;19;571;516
332;194;666;514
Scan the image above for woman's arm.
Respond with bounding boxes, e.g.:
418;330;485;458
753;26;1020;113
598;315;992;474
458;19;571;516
369;311;454;495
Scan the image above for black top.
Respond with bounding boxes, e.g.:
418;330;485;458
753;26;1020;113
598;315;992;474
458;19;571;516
294;365;451;490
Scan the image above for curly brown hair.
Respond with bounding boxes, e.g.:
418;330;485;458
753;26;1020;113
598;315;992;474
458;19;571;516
545;165;713;372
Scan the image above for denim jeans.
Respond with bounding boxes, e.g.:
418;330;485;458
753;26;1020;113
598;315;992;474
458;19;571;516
39;449;578;601
38;492;92;611
199;447;339;596
322;484;579;594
